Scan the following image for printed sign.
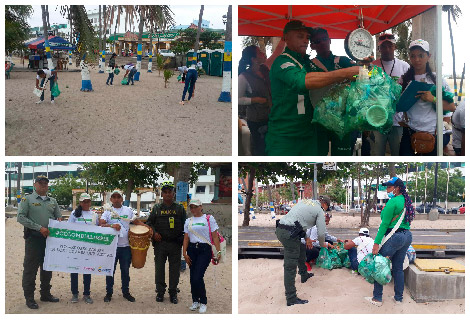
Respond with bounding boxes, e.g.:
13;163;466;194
176;181;189;202
43;219;119;276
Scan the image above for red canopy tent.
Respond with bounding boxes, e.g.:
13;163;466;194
239;5;435;38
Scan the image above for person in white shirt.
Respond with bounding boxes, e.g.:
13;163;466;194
68;193;99;304
451;99;465;156
122;63;137;85
182;199;221;313
343;228;374;271
303;212;338;270
398;39;456;156
371;33;410;156
99;190;146;303
35;69;58;104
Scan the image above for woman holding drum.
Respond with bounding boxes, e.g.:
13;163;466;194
183;198;221;313
67;193;99;304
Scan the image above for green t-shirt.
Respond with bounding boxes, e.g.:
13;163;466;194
313;52;356;72
374;195;410;244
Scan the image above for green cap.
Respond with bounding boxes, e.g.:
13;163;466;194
283;20;313;35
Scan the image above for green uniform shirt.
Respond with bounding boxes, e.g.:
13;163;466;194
17;191;62;231
279;200;327;246
313;52;355;72
374;195;410;244
268;47;318;137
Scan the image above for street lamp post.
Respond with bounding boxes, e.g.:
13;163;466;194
5;168;17;206
432;162;439;208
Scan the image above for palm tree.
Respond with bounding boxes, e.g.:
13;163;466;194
193;6;204;66
135;8;145;81
98;5;104;73
41;5;53;71
442;5;462;100
218;5;232;102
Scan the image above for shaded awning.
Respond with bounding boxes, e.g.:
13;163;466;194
239;5;435;38
27;35;76;50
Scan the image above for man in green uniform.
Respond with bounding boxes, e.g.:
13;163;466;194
266;20;360;156
309;27;358;156
146;181;187;304
17;175;62;309
275;196;331;306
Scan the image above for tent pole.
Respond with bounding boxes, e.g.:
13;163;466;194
288;5;292;20
436;5;443;156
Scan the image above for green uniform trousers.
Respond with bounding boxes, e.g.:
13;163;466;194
22;235;53;300
265;131;329;156
275;227;308;303
154;240;182;296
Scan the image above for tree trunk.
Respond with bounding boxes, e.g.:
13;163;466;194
448;10;457;99
125;178;134;207
243;167;255;226
98;6;102;52
290;181;296;202
102;5;108;52
357;165;363;224
193;5;204;65
388;162;396;177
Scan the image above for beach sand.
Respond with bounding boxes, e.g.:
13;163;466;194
5;218;232;314
5;57;231;156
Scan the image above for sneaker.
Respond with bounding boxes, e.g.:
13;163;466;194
305;262;312;272
71;294;79;303
51;100;55;104
83;295;93;304
36;100;43;104
393;298;403;304
199;304;207;313
104;293;112;302
364;297;383;307
351;270;359;275
189;302;200;311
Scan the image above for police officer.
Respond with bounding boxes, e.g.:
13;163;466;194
17;175;62;309
266;20;360;156
275;196;331;306
146;181;187;304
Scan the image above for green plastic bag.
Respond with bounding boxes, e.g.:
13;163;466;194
358;253;376;284
51;82;61;97
329;249;343;269
114;68;120;75
373;255;392;285
342;254;351;268
121;76;128;85
316;247;333;270
335;242;350;268
177;74;182;81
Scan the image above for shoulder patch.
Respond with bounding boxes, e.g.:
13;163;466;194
280;62;296;69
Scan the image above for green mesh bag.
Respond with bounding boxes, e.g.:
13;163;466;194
342;253;351;268
51;82;61;97
358;253;375;284
373;255;392;285
316;247;333;270
335;242;350;267
121;76;128;85
329;249;343;269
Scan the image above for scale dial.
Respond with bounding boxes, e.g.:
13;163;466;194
344;28;374;61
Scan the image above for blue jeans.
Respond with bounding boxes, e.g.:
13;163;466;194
347;247;359;271
187;243;212;304
182;69;197;101
106;72;114;85
371;127;403;156
71;273;91;295
373;230;412;302
247;120;268;156
127;69;137;85
40;75;55;101
106;246;131;295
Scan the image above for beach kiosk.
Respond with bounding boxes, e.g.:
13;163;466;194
210;49;223;77
198;49;211;74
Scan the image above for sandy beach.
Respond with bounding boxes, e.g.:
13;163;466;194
5;57;231;156
5;217;232;314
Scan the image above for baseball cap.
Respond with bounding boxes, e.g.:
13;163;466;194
283;20;313;35
161;181;175;190
359;227;370;235
382;177;405;188
378;33;396;46
189;199;202;207
319;195;331;207
79;193;91;201
35;175;49;183
110;190;123;197
409;39;430;53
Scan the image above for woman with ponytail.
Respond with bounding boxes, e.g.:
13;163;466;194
67;193;99;304
365;177;413;307
398;39;455;156
238;40;285;155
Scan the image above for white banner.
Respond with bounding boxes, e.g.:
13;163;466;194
43;219;118;276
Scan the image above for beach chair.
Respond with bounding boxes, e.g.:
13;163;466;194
5;63;15;79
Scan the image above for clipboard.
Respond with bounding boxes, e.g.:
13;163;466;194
396;80;433;112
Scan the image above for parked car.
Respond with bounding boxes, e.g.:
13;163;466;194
451;203;465;214
279;204;291;215
158;49;175;57
331;205;345;212
415;204;446;214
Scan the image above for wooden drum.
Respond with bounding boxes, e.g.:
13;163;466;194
128;225;152;269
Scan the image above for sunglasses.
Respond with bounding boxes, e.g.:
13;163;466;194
311;36;329;45
379;34;395;40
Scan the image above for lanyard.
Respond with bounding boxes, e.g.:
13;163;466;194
380;58;396;76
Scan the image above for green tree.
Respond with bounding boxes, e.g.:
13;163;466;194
5;5;33;55
326;180;346;204
49;174;85;206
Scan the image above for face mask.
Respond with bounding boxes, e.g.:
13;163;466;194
387;191;395;199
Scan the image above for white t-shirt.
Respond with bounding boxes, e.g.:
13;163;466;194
402;73;452;134
372;58;410;126
68;210;99;226
452;100;465;149
101;206;134;247
124;64;135;70
352;235;374;263
184;214;219;244
36;69;53;80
